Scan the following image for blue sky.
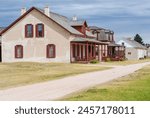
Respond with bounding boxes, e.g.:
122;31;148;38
0;0;150;43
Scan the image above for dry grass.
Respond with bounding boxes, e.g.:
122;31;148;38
64;65;150;101
101;58;150;66
0;62;108;89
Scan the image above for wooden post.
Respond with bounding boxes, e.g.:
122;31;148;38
98;45;100;61
81;44;83;60
86;42;89;62
90;43;92;59
70;43;73;63
94;44;96;59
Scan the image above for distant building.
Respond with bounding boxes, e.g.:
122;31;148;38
147;47;150;57
118;38;147;60
89;26;125;61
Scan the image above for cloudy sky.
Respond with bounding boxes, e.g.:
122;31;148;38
0;0;150;43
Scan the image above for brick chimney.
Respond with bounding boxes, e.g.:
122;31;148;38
44;6;50;17
21;8;26;15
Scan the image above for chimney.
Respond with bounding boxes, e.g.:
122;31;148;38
72;16;77;21
44;6;50;17
21;8;26;15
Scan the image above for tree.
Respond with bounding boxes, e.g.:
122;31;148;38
134;34;144;45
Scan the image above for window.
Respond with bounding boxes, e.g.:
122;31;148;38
36;24;44;37
25;24;33;38
128;52;131;55
15;45;23;58
47;44;55;58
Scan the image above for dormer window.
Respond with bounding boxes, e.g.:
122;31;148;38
25;24;33;38
36;24;44;37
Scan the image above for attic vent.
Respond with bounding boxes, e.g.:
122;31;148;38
72;16;77;21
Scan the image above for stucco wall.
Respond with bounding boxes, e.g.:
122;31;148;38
1;10;72;63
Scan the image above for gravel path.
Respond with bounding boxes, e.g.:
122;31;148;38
0;62;150;101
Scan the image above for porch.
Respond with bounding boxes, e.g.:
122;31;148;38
108;43;125;61
70;38;108;63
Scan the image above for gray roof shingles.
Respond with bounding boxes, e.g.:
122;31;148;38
37;8;95;38
38;8;83;35
123;38;147;49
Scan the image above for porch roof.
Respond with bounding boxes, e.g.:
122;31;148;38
108;42;123;47
72;37;108;44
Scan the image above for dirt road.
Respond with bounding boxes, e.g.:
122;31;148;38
0;62;149;101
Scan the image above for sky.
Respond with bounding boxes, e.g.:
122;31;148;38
0;0;150;43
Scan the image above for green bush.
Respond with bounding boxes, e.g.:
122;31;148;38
106;57;111;62
90;59;99;64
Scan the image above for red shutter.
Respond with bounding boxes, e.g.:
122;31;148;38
21;46;23;58
31;24;33;37
36;24;38;37
46;45;49;58
53;44;56;58
15;46;17;58
42;24;44;37
25;25;27;38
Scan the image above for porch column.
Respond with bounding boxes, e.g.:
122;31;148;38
104;45;106;57
90;43;92;59
98;45;100;61
79;44;81;60
86;42;89;62
70;43;73;63
94;44;96;58
99;45;102;61
75;43;77;57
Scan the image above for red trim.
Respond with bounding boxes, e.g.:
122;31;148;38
25;24;33;38
15;45;23;58
0;7;84;37
46;44;56;58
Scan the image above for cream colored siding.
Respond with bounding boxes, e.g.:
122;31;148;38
125;48;138;60
2;10;71;62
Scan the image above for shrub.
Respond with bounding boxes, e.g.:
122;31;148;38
105;57;111;62
90;59;99;64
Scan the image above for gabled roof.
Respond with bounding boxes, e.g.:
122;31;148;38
0;7;83;36
122;38;147;49
70;20;87;27
38;8;83;36
108;42;123;47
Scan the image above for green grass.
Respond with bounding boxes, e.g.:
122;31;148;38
64;65;150;101
0;63;108;90
101;58;150;66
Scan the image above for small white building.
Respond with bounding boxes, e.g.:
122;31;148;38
147;47;150;57
117;38;147;60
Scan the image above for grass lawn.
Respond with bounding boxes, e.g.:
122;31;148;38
0;63;108;90
101;58;150;66
64;65;150;101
